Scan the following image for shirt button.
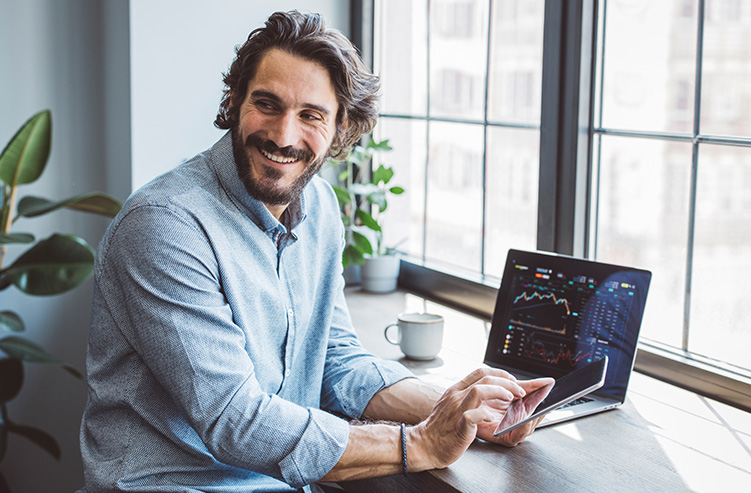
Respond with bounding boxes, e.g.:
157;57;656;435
287;309;294;318
285;369;291;377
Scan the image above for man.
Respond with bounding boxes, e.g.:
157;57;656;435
80;11;552;492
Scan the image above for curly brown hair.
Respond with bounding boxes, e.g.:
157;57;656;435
215;11;380;158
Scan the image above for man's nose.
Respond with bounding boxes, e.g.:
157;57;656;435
267;112;300;149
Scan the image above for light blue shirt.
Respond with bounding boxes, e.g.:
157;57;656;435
80;132;414;492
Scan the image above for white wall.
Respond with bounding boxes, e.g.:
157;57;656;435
130;0;350;190
0;1;128;491
0;1;348;491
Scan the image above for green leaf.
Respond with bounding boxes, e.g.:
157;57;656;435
7;422;61;460
356;208;381;232
369;138;393;151
0;311;24;333
389;186;405;195
0;336;82;379
0;358;23;403
17;192;122;219
0;233;94;295
372;165;394;186
343;244;365;268
0;232;34;245
331;185;351;206
0;110;51;186
351;231;374;255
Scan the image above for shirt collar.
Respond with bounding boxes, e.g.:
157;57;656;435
210;131;308;233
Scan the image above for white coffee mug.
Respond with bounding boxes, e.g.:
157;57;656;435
384;313;444;360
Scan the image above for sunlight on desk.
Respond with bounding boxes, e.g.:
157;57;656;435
550;422;584;442
628;373;751;492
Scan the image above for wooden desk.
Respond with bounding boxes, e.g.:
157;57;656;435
340;288;751;493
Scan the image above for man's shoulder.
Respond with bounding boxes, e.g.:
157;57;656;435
305;174;339;210
127;155;218;210
301;175;342;227
101;150;227;255
122;132;238;219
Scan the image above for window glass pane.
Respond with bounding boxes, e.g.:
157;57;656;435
600;0;698;134
425;122;484;271
594;136;692;348
699;1;751;137
429;0;489;120
484;127;539;277
487;0;545;124
375;118;427;259
376;0;428;116
689;144;751;370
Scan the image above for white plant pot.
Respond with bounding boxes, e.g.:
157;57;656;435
361;255;401;293
343;264;362;286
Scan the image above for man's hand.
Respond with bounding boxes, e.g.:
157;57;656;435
407;368;548;470
324;368;554;481
475;377;555;446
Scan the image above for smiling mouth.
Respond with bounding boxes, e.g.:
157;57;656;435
260;147;298;164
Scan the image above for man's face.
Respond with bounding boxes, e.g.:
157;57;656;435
232;48;339;208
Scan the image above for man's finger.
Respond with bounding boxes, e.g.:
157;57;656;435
504;416;543;443
452;368;517;391
476;375;527;399
517;377;555;393
463;406;495;426
460;383;519;408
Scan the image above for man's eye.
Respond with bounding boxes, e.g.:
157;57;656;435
255;101;276;111
301;113;322;122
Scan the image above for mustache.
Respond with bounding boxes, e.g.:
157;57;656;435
244;134;315;163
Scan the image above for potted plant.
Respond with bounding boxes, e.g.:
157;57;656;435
329;137;404;293
0;110;121;490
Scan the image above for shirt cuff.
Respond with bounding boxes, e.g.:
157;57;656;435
334;359;416;419
278;407;350;487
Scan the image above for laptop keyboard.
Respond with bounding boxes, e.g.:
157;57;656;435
559;396;594;409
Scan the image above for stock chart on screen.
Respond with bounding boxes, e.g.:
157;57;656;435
485;250;651;395
499;264;637;373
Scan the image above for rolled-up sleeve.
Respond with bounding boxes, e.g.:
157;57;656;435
96;204;349;486
319;289;415;418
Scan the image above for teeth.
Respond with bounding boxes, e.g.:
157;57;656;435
260;148;297;164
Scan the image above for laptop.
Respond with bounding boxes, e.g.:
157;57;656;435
483;249;651;428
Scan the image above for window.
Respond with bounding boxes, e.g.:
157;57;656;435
592;0;751;377
374;0;545;278
370;0;751;407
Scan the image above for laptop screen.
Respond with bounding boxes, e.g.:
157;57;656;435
484;249;651;401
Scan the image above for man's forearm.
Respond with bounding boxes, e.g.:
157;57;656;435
361;377;444;424
322;369;539;482
319;422;432;481
320;377;442;482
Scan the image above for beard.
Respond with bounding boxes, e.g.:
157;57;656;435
231;128;327;206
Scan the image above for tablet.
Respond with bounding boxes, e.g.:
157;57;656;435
493;356;608;437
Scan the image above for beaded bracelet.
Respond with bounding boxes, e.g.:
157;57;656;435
400;422;408;475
